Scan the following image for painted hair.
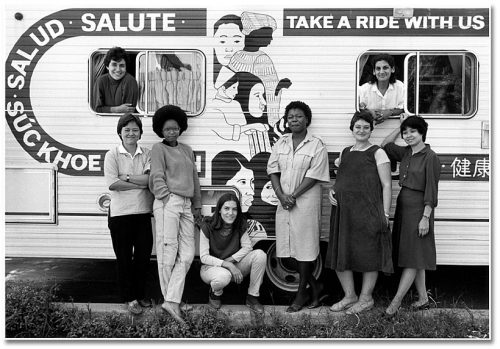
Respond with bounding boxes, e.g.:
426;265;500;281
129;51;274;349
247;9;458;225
284;101;312;127
369;53;396;84
214;14;243;32
152;105;188;138
116;113;143;140
350;110;374;131
400;115;428;142
104;46;129;68
209;192;247;233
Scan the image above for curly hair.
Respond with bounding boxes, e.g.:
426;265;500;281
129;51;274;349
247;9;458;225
116;113;143;140
152;105;188;138
104;47;129;68
369;53;396;84
284;101;312;127
400;115;428;142
350;110;374;131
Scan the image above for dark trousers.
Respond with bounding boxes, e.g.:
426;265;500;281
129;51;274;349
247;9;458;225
108;213;153;303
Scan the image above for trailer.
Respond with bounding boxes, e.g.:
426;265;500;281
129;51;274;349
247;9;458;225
4;1;490;292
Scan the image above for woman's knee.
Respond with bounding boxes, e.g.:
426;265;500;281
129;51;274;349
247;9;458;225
211;270;232;289
252;249;267;266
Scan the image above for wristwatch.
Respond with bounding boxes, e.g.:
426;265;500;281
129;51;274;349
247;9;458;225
126;174;130;182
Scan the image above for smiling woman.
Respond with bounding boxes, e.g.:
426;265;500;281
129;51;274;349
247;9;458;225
92;47;139;114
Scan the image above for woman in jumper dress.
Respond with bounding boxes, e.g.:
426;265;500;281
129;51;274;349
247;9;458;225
326;110;393;315
381;115;440;317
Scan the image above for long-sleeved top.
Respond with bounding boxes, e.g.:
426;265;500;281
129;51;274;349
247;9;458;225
93;73;138;113
383;142;441;208
199;228;252;267
149;141;202;208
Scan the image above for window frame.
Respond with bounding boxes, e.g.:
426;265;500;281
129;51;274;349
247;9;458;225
88;48;207;117
356;50;479;119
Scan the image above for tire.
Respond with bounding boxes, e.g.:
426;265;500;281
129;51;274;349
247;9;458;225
264;241;323;293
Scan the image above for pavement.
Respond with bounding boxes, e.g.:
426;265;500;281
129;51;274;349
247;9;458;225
56;302;490;327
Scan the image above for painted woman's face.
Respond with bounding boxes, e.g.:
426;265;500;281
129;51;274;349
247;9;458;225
261;180;278;206
214;23;244;66
222;81;239;100
248;83;266;117
226;165;254;213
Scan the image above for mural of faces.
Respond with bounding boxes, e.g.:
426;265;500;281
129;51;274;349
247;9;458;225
214;23;245;66
248;83;266;117
261;180;278;205
225;163;255;213
220;81;239;100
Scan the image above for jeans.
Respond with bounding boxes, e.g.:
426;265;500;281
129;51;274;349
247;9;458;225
200;249;267;297
153;194;195;304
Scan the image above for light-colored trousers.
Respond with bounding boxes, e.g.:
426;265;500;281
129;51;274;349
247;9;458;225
200;249;267;297
153;194;195;304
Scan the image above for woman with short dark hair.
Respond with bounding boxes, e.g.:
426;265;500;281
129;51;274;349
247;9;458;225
149;105;201;324
381;114;441;317
267;101;330;312
93;47;138;114
104;113;153;315
326;110;393;315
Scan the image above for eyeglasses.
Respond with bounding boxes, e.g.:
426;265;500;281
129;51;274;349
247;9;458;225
163;127;180;133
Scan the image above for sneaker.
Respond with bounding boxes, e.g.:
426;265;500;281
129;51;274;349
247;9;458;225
127;300;143;315
208;289;221;309
138;298;152;308
246;294;264;314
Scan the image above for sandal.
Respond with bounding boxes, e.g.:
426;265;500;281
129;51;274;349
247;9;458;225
330;296;358;312
383;300;401;319
345;299;374;315
410;299;430;311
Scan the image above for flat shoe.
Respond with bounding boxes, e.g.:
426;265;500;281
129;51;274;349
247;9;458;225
330;297;358;312
411;300;430;311
345;299;374;315
286;303;303;313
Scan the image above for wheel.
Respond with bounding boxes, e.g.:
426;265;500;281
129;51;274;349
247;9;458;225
265;241;323;293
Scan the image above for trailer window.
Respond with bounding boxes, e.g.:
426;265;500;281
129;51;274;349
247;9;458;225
407;53;477;116
137;51;205;116
357;51;478;118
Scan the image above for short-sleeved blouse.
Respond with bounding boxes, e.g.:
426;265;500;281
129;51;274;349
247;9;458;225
383;142;440;208
358;80;405;110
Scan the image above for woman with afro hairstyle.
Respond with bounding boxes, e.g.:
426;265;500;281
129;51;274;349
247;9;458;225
149;105;202;324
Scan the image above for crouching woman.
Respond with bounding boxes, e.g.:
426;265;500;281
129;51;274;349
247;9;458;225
199;193;267;314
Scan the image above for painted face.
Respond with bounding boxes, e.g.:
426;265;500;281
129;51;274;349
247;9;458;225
214;23;244;66
352;119;372;142
226;164;254;213
162;119;180;144
107;59;127;81
287;108;308;134
261;181;278;206
402;127;424;147
120;121;141;146
222;81;239;100
219;200;238;225
248;83;266;117
373;60;395;83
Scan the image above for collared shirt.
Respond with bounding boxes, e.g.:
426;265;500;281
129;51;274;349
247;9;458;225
267;131;330;260
384;142;441;208
359;80;405;110
104;144;153;217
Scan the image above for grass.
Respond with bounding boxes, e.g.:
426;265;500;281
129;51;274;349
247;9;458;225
5;281;489;339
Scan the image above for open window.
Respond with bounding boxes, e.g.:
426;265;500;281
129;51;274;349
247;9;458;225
357;51;478;118
89;49;205;116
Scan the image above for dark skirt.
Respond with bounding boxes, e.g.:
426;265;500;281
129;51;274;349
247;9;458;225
392;187;436;270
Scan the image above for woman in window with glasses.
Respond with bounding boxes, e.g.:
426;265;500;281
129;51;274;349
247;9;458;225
149;105;202;324
381;114;441;317
358;53;405;125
